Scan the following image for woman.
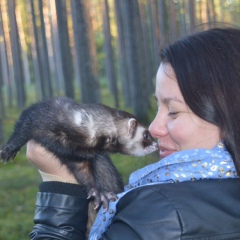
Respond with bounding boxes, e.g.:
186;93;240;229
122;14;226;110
27;27;240;240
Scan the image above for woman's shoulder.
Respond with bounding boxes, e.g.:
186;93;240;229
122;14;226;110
120;178;240;205
110;179;240;240
121;178;240;201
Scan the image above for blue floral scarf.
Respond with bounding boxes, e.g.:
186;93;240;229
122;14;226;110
89;143;238;239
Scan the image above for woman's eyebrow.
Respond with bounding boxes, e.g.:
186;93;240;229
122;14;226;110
154;95;183;104
162;97;183;104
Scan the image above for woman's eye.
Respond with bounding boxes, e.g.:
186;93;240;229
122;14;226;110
168;112;178;118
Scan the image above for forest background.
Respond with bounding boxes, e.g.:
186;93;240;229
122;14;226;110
0;0;239;239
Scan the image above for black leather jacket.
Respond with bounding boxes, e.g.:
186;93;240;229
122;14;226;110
30;179;240;240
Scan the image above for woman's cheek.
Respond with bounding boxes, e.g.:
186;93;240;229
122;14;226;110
167;120;189;146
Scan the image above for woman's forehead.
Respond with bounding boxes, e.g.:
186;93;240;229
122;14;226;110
155;64;183;102
157;63;176;79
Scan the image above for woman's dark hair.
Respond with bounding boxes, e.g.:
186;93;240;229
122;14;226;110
161;27;240;175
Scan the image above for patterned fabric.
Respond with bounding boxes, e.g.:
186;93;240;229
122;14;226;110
89;143;238;240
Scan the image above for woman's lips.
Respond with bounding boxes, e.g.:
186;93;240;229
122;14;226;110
159;148;176;158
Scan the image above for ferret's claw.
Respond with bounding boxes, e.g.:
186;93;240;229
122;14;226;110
87;188;102;209
105;192;118;201
0;146;15;163
101;192;118;213
87;188;118;212
87;188;95;199
96;194;111;213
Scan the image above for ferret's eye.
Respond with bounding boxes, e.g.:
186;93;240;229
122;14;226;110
143;131;151;141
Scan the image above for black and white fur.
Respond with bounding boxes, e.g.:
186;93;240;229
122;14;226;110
0;97;158;235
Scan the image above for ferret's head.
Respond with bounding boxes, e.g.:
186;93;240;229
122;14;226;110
106;118;158;156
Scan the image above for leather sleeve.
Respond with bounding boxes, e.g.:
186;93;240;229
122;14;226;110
29;182;89;240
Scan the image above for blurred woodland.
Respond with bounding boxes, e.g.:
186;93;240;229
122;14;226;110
0;1;240;239
0;0;240;143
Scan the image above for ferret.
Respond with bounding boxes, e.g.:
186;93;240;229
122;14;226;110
0;97;158;237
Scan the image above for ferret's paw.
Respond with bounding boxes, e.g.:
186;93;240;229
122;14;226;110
0;145;17;163
87;188;102;209
87;188;118;213
104;192;118;202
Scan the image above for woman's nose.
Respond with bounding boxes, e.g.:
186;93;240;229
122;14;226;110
149;113;168;138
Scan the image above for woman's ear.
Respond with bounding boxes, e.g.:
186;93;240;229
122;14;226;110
127;118;137;136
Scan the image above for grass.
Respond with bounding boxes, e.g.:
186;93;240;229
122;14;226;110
0;88;159;239
0;157;41;240
0;106;40;240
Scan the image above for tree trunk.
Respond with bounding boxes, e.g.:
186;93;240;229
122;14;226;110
0;3;7;116
37;0;53;98
188;0;196;33
0;0;14;107
30;0;53;99
208;0;216;24
15;5;31;85
169;0;177;41
0;51;4;143
140;0;155;94
121;0;150;123
178;1;187;37
49;0;64;94
205;0;211;24
55;0;74;98
27;1;41;100
158;0;168;47
147;0;160;72
103;0;118;108
71;0;100;103
8;0;26;108
114;0;131;108
219;0;224;23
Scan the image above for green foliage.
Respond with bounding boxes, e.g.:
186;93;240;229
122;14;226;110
0;107;40;239
111;152;159;184
0;156;41;240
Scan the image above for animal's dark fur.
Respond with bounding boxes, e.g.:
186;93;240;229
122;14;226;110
0;97;158;238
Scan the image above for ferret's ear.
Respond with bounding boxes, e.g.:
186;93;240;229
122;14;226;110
127;118;137;136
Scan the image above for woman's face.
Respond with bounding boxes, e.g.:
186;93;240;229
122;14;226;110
149;63;220;159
